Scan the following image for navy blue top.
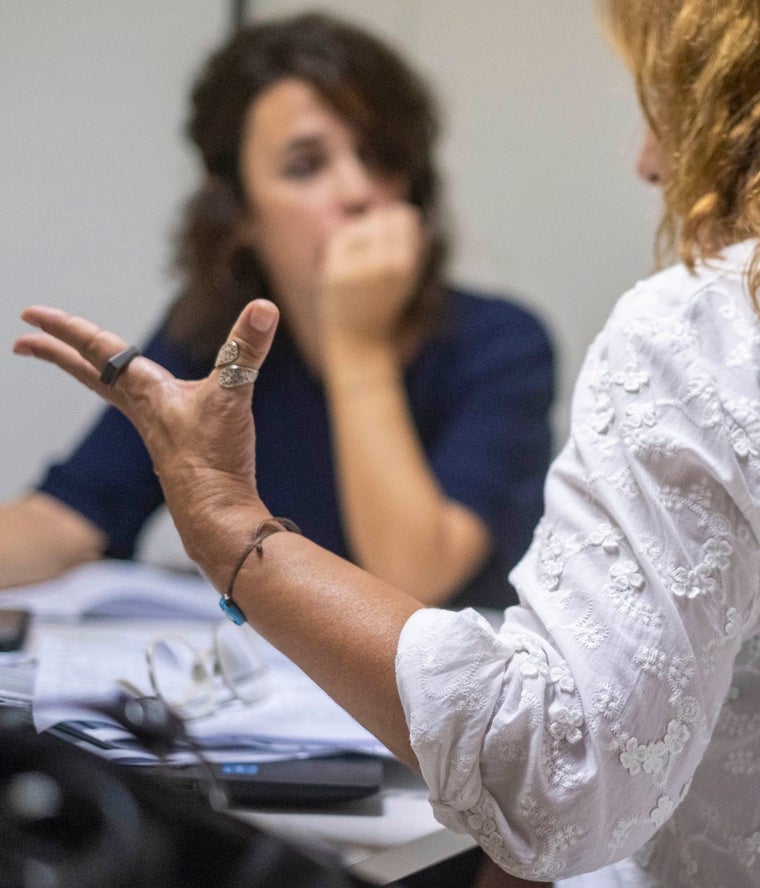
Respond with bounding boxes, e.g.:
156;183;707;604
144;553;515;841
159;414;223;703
38;289;553;609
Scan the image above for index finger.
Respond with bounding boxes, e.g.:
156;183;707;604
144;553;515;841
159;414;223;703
15;305;142;395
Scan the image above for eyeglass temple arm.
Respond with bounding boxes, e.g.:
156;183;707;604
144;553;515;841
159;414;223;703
110;686;230;811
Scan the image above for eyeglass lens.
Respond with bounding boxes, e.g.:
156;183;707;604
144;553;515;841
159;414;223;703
214;621;269;704
148;636;215;720
148;624;269;719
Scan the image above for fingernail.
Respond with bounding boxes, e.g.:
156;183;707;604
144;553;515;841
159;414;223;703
250;300;276;332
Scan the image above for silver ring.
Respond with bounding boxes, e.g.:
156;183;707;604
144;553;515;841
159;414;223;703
218;364;259;388
215;340;239;368
100;345;142;386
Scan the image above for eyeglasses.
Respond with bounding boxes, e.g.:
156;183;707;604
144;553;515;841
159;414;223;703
132;621;270;721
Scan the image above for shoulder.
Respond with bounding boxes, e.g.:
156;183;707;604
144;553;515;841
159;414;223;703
567;242;760;550
442;286;553;367
592;240;758;380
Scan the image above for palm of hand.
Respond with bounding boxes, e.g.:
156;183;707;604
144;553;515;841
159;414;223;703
138;375;260;542
14;301;280;581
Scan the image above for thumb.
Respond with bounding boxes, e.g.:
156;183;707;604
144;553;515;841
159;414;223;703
214;299;279;389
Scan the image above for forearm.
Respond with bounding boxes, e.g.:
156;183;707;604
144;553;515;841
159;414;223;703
323;338;489;603
244;533;422;766
181;497;423;767
0;493;106;589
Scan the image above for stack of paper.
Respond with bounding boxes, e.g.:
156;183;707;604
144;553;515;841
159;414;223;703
0;560;220;621
0;563;390;764
31;621;389;763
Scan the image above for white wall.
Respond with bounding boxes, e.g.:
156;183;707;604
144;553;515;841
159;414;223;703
1;2;661;510
0;1;229;501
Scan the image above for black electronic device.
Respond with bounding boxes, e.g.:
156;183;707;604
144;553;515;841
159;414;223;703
47;697;384;808
0;718;385;888
0;608;30;652
157;755;384;808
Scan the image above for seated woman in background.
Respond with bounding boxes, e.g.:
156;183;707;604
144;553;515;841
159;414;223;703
0;12;554;609
14;0;760;884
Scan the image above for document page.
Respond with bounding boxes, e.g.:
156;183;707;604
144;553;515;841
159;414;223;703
32;621;388;759
0;561;220;621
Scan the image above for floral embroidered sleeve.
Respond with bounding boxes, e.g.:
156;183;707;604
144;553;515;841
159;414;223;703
396;268;760;882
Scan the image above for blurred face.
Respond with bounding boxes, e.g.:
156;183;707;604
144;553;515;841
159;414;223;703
637;127;665;185
238;78;407;334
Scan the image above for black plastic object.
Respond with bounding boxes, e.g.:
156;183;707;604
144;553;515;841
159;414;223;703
0;709;388;888
0;609;30;652
155;755;384;807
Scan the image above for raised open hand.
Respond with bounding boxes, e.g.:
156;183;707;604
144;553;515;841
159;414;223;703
14;299;280;589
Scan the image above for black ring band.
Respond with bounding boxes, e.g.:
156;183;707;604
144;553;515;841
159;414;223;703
100;345;142;386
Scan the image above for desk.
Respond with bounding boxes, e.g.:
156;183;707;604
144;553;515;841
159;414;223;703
237;758;476;884
0;612;477;885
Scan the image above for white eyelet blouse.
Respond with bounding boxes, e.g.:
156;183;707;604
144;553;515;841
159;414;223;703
396;241;760;886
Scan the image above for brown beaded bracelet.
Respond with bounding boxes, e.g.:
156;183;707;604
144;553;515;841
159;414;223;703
219;517;302;625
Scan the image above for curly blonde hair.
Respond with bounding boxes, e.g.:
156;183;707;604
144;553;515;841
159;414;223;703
598;0;760;309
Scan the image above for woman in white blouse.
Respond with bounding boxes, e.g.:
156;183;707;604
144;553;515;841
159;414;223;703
13;0;760;884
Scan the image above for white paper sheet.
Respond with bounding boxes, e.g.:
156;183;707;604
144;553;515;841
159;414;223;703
31;621;388;758
0;560;220;621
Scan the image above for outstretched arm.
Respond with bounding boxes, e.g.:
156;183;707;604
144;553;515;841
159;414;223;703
14;300;423;766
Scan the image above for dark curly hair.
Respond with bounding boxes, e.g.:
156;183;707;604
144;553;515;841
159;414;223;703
165;12;449;361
